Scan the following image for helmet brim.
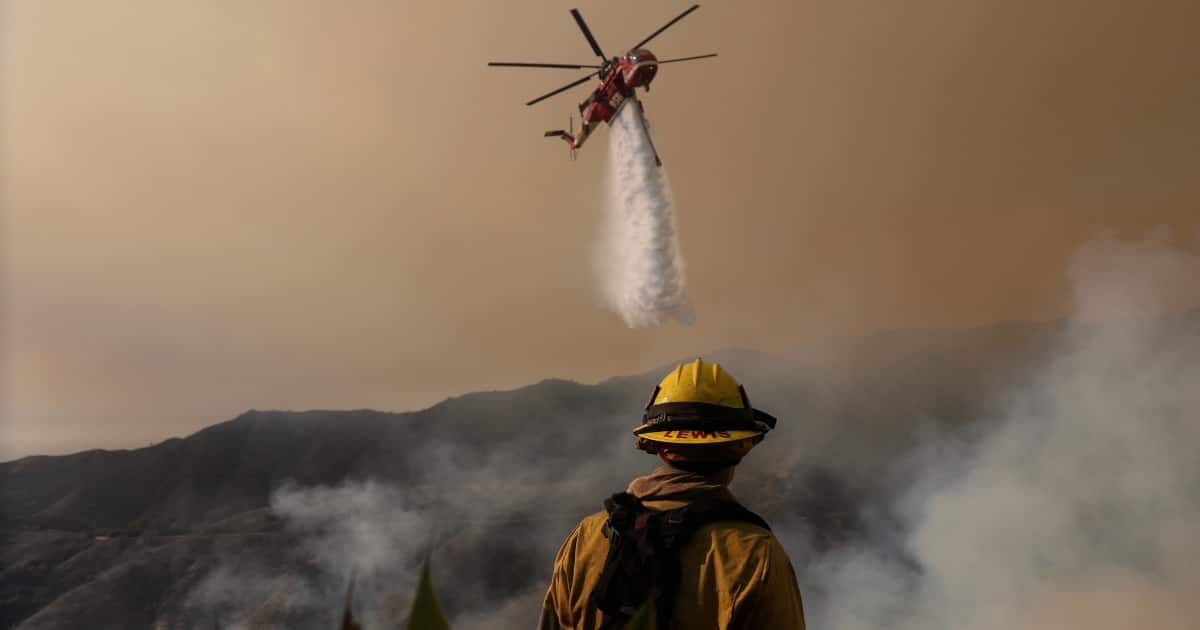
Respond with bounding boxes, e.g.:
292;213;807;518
634;428;763;445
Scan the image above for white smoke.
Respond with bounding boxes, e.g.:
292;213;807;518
186;481;434;629
809;236;1200;630
594;100;694;328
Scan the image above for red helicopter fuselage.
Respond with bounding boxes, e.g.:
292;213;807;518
578;50;659;127
545;50;661;163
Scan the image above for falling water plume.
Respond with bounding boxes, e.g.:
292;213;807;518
594;102;694;328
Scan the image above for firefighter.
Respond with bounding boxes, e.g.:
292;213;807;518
539;358;806;630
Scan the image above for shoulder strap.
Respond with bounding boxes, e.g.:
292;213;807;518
659;496;771;551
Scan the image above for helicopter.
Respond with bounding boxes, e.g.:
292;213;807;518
489;4;717;166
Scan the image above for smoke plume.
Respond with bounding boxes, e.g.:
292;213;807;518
594;101;694;328
186;482;432;630
807;236;1200;630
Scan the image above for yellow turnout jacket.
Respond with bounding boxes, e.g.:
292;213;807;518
539;467;806;630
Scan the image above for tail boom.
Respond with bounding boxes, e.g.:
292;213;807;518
544;129;577;145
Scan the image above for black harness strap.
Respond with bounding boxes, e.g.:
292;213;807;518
589;492;770;630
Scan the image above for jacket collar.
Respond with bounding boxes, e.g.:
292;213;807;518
626;464;736;502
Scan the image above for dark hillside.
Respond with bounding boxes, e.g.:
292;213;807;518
0;322;1059;629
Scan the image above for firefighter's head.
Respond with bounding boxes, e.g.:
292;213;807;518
633;358;777;470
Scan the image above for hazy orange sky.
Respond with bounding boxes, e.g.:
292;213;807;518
3;0;1198;459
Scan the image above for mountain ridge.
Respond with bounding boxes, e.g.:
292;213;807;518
2;320;1069;629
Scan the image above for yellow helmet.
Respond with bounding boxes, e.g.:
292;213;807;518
634;358;777;457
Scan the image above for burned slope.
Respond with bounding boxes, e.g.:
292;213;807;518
1;321;1053;629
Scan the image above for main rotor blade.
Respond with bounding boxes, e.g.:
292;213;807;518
631;4;701;51
526;72;597;106
489;62;602;69
571;9;607;60
654;53;718;65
